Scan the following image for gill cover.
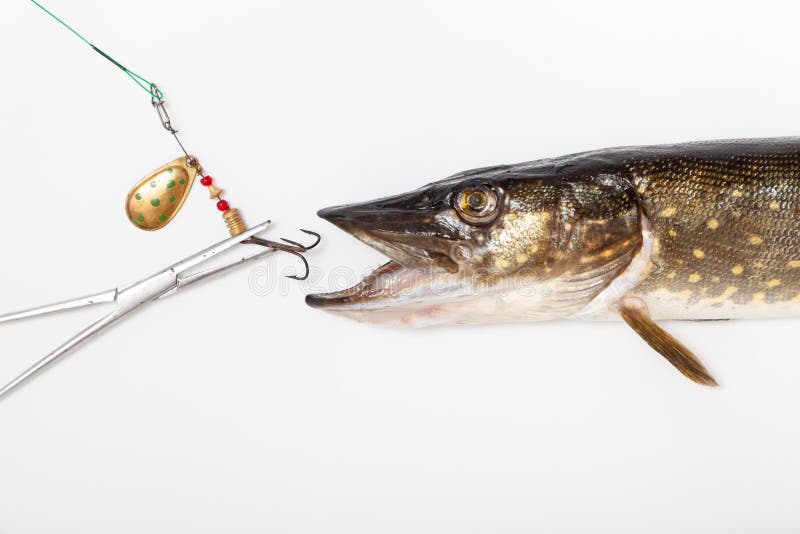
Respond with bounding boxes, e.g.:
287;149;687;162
497;171;645;318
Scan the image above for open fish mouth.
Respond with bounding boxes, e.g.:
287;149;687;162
304;173;520;323
304;176;509;318
305;225;462;311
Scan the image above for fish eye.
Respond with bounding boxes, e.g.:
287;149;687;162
454;185;500;224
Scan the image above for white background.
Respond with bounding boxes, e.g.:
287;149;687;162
1;1;799;532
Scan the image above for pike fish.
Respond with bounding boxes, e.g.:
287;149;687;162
307;138;800;386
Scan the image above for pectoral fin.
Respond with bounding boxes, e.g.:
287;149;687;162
619;297;719;387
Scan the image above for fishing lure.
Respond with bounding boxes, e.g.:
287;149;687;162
308;138;800;387
28;1;314;246
0;2;320;399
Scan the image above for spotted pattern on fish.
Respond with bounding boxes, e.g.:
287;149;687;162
628;149;800;307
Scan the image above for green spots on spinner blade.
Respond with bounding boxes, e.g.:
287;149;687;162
126;156;197;231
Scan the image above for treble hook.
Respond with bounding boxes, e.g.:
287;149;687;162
279;229;322;252
243;229;321;281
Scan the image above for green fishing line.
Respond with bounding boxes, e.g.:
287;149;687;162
29;0;163;100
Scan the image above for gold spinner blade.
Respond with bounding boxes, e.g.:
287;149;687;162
125;155;199;231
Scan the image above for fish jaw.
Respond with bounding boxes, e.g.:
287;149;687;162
313;186;469;274
304;259;482;326
305;201;481;325
306;186;518;325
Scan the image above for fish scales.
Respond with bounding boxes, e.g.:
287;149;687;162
626;141;800;317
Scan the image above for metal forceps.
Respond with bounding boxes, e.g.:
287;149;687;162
0;221;276;400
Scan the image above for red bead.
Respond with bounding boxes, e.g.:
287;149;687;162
200;176;213;187
216;199;230;212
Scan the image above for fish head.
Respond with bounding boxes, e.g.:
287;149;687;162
307;162;643;326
